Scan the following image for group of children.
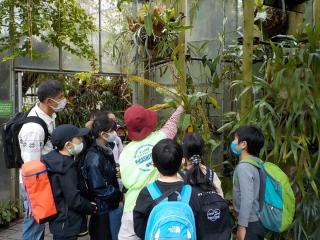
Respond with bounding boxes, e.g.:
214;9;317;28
19;80;267;240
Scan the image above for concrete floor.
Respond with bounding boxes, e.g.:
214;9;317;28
0;218;90;240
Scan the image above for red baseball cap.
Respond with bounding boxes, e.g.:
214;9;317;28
124;104;158;141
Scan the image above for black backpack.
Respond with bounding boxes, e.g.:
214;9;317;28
180;168;232;240
2;108;49;169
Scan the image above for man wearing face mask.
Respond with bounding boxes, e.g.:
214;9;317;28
42;124;97;240
18;79;66;240
84;116;123;240
105;111;124;164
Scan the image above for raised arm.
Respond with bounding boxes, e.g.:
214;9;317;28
160;106;184;139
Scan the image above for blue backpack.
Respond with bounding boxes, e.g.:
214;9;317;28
145;182;197;240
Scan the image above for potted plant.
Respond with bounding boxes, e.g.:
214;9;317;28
264;0;308;7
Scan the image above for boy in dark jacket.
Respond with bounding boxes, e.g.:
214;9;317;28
42;124;96;240
85;116;123;240
133;139;200;239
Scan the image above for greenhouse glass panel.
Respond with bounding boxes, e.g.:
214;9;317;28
62;0;98;71
186;0;240;59
14;38;59;70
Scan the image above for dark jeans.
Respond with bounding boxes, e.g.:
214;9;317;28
109;207;123;240
89;213;112;240
245;221;266;240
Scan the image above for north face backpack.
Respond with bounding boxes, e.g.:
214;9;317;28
2;108;49;169
193;169;232;240
242;157;296;232
145;183;196;240
22;159;57;223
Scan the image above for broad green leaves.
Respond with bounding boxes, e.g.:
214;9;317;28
0;0;97;65
221;26;320;205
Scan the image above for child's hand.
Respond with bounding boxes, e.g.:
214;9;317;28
90;202;97;213
236;225;246;240
116;164;121;177
85;120;94;129
116;167;121;177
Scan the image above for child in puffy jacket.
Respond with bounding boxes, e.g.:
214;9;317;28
42;124;96;240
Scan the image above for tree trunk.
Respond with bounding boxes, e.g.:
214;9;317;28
241;0;255;118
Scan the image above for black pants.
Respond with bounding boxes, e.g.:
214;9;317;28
53;236;77;240
245;221;266;240
89;212;112;240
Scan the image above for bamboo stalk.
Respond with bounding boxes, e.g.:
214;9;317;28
287;3;306;36
241;0;255;118
315;0;320;27
177;0;187;95
143;70;150;106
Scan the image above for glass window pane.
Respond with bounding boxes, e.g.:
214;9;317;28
14;38;59;70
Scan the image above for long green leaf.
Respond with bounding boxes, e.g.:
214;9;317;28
208;96;221;109
144;13;153;36
128;75;179;99
180;114;191;132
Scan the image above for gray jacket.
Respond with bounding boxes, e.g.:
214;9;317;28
233;161;260;227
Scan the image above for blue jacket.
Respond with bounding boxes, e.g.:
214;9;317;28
84;140;122;214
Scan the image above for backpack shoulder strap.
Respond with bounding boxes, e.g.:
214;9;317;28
178;169;187;181
23;116;50;145
180;184;192;204
241;157;264;169
147;182;162;200
148;183;187;206
241;157;266;210
206;168;214;186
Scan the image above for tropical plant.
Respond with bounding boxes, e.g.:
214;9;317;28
117;0;200;24
128;44;221;167
219;24;320;239
56;72;131;127
0;0;97;66
113;3;191;64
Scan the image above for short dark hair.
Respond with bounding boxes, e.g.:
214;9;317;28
37;79;64;102
235;125;265;157
88;110;107;120
152;139;183;176
91;116;116;138
182;133;205;160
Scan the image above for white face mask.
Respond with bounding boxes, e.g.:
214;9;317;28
50;98;67;112
103;131;117;143
67;142;83;156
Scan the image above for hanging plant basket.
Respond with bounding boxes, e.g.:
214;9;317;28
284;0;308;6
125;4;189;61
264;0;308;8
261;6;289;37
